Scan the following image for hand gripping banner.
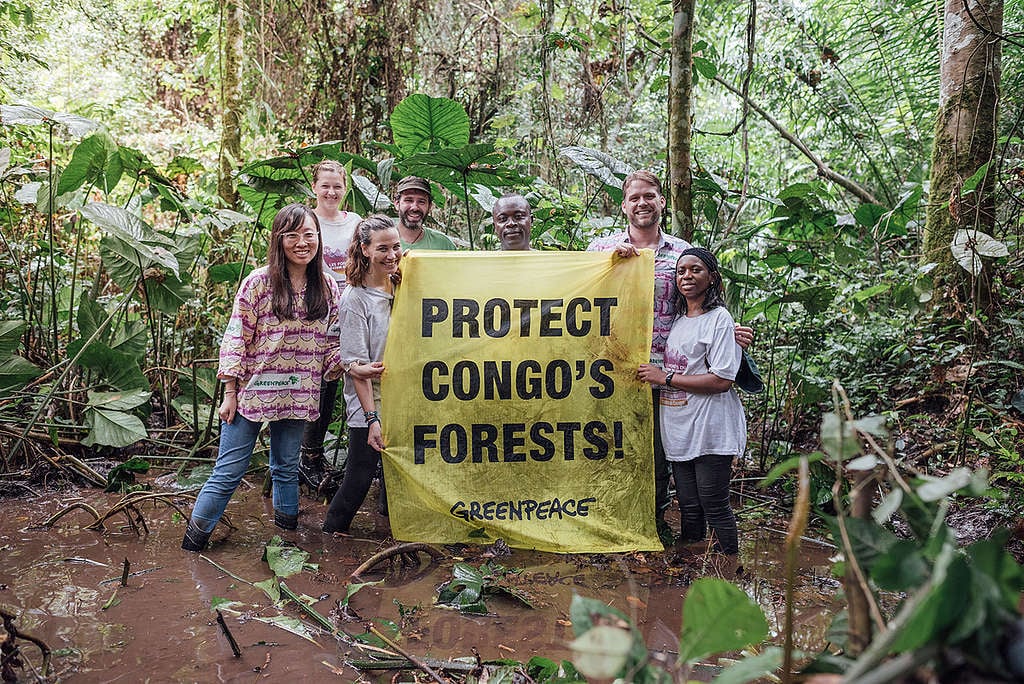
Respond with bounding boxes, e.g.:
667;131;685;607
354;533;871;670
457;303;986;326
380;250;660;553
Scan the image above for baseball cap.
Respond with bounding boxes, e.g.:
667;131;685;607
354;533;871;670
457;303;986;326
395;176;432;197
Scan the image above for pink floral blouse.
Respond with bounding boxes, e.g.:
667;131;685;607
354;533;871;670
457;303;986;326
218;267;342;422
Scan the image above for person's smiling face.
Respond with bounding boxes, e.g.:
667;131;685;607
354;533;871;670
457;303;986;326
621;179;665;231
364;226;402;277
313;169;346;213
396;190;431;231
493;196;533;250
281;215;320;269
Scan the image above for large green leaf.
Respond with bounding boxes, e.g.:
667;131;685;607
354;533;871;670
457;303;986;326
56;131;121;196
143;271;194;314
68;338;149;391
677;578;769;664
83;406;148;448
109;319;148;358
87;388;151;411
400;144;522;198
351;173;392;214
0;355;42;396
0;319;27;356
389;94;470;156
99;235;194;312
559;146;633;203
80;203;180;277
0;104;100;137
76;294;107;342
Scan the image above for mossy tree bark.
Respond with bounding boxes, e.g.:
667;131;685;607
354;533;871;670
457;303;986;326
922;0;1003;307
668;0;696;241
217;0;244;210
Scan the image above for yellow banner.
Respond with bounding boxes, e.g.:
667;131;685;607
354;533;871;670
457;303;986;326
380;251;660;553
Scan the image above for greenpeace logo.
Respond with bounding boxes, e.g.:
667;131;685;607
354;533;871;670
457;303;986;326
246;373;302;390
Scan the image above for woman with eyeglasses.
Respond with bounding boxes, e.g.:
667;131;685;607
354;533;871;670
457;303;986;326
182;203;343;552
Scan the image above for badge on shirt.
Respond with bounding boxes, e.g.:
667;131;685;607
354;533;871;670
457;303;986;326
246;373;303;390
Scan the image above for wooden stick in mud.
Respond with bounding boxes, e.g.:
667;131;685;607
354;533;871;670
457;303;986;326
782;457;810;683
350;543;445;579
215;610;242;657
120;558;130;587
364;623;447;684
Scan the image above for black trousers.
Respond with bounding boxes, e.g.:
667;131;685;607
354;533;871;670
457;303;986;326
652;389;671;514
301;379;339;454
322;427;386;532
672;454;738;554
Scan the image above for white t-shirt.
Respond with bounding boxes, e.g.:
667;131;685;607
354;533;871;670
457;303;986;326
660;306;747;462
319;211;362;288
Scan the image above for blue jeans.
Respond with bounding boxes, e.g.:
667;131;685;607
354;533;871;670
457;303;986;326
190;414;305;534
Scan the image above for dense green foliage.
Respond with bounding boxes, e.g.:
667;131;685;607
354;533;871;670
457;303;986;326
1;0;1023;679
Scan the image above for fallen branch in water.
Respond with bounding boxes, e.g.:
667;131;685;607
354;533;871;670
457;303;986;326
215;610;242;657
350;542;445;580
1;605;51;678
364;623;447;684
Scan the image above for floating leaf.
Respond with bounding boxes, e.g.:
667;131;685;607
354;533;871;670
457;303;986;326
263;537;311;579
252;615;320;644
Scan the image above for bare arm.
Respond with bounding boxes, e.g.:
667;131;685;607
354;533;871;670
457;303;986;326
637;364;734;395
352;376;384;451
218;378;239;423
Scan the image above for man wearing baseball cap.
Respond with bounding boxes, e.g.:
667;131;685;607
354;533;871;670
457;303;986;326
394;176;457;251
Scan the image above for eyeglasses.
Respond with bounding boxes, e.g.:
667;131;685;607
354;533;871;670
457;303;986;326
282;231;319;244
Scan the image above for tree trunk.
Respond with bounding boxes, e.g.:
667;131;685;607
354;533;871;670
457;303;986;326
217;0;244;209
667;0;696;240
921;0;1002;306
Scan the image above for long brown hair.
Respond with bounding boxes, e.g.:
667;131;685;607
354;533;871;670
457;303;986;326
346;214;402;288
267;204;330;320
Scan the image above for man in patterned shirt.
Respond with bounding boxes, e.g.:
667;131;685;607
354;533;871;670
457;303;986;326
587;170;754;545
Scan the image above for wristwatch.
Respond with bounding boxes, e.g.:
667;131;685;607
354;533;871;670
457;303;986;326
664;371;675;389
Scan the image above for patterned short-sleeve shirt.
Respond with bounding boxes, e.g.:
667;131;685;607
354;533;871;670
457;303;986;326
218;267;341;422
587;230;691;363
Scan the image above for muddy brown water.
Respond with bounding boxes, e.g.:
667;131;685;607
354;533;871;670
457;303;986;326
0;483;838;682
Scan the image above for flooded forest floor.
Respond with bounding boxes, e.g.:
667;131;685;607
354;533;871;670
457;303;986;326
0;475;843;682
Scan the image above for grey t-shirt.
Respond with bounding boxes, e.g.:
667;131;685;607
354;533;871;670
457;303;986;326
338;284;392;427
